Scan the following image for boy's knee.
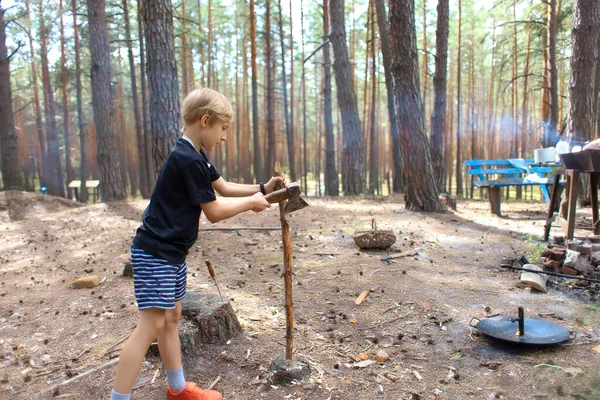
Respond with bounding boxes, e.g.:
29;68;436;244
164;308;181;331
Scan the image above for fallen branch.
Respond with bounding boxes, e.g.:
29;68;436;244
41;358;119;395
198;227;279;232
104;334;131;354
207;375;222;390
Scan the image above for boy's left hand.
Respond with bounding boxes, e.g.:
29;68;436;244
265;176;285;194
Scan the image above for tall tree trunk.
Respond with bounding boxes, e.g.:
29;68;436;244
388;0;443;211
430;0;448;192
421;0;428;120
543;0;559;146
197;0;205;86
72;0;89;202
138;0;154;191
278;0;296;182
39;3;65;197
455;0;463;197
323;0;339;196
521;33;531;158
26;0;46;186
301;2;308;193
60;0;74;198
0;6;22;190
142;0;182;175
374;0;402;193
265;0;275;177
241;1;252;183
569;0;599;142
207;0;213;87
250;0;262;180
289;0;296;183
116;56;131;196
88;0;126;201
330;0;364;195
123;0;149;198
181;0;190;96
368;2;378;195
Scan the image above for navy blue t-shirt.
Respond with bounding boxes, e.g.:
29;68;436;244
133;138;220;264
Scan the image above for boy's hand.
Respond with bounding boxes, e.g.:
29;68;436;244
251;192;271;212
265;176;285;194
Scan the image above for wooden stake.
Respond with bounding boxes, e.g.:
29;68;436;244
274;162;294;362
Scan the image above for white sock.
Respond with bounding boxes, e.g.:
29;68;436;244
110;389;131;400
166;366;186;393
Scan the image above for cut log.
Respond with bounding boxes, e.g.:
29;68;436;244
179;293;242;366
520;264;547;293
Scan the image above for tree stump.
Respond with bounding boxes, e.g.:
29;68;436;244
179;292;242;366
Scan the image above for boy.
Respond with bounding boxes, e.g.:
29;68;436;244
110;88;283;400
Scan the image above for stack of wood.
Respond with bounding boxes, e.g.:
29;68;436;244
353;219;396;249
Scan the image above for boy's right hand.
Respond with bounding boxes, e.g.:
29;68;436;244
251;192;271;212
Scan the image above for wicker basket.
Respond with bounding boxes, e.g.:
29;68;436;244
353;219;396;249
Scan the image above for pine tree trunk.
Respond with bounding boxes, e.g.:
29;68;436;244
138;0;154;191
301;3;308;193
330;0;364;195
39;3;65;197
60;0;74;198
569;0;599;142
142;0;182;174
289;0;296;184
72;0;89;203
123;0;149;198
116;56;131;196
278;0;296;182
26;0;46;187
430;0;448;192
323;0;339;196
0;6;22;190
544;0;559;146
207;0;213;87
250;0;262;181
421;0;428;121
368;2;378;195
388;0;443;211
88;0;126;201
265;0;275;178
374;0;402;193
521;33;531;160
181;0;190;96
197;0;205;86
455;0;463;197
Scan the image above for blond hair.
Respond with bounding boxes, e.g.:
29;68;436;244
181;88;233;127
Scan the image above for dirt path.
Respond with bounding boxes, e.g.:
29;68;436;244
0;192;599;399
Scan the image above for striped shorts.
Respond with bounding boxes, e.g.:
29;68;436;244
130;244;187;310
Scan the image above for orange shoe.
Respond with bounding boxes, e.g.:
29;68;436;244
167;382;222;400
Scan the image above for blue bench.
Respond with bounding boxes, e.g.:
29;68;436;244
465;159;561;216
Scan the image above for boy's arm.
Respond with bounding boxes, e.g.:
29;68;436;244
212;177;284;197
201;193;270;223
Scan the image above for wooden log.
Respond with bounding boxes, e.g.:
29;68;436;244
179;293;242;366
488;186;501;216
519;264;547;293
274;162;295;362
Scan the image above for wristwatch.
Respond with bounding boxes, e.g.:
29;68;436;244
259;181;266;195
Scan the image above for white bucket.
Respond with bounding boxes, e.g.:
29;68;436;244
534;147;556;163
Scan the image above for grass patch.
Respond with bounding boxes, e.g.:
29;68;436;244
449;352;462;361
584;305;600;314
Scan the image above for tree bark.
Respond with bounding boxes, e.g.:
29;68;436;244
569;0;599;142
142;0;182;175
39;3;65;197
388;0;444;211
374;0;402;193
250;0;262;181
330;0;364;195
138;0;154;192
323;0;339;196
88;0;126;201
368;0;378;195
0;6;22;190
265;0;275;177
455;0;463;197
72;0;89;202
543;0;559;147
278;0;296;182
60;0;74;198
123;0;149;198
430;0;448;192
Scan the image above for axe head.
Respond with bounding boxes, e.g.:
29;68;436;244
284;194;309;213
265;182;309;213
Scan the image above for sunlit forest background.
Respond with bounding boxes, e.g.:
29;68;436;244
2;0;598;209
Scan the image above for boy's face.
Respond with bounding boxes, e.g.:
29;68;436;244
200;115;229;152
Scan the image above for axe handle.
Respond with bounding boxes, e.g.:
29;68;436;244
205;260;216;278
264;187;289;204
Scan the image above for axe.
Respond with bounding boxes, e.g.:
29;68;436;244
264;182;309;213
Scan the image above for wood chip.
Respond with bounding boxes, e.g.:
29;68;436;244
593;345;600;354
412;370;423;381
355;290;370;305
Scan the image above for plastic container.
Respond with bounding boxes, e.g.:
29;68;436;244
556;140;570;162
534;147;556;163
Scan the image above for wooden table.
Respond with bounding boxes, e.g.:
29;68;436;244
544;169;600;240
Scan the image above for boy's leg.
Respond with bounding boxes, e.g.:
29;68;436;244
159;301;186;392
112;308;166;394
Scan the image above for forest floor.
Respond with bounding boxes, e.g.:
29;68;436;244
1;190;600;400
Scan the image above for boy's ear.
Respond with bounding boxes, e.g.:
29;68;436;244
200;114;211;127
